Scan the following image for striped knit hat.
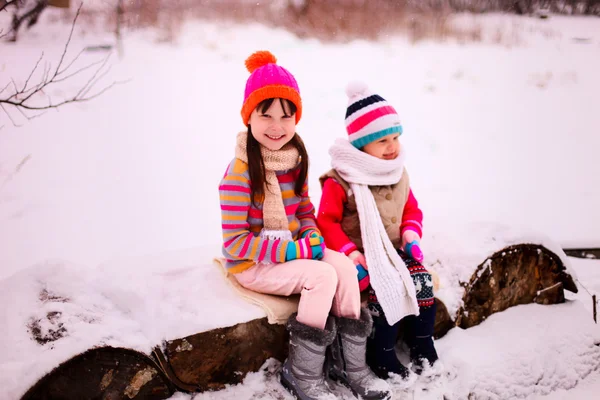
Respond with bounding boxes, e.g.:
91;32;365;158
241;50;302;126
345;82;403;148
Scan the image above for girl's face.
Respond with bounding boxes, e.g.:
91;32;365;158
362;133;401;160
249;98;296;151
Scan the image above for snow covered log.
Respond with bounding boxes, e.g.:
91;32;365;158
456;244;578;329
156;244;577;390
160;299;452;392
20;347;174;400
16;244;577;397
157;245;576;392
164;317;288;391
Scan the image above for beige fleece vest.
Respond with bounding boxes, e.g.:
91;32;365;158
319;169;410;252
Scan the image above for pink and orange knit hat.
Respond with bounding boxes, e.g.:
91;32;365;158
344;82;403;148
241;51;302;126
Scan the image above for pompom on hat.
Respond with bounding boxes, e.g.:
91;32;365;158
241;50;302;126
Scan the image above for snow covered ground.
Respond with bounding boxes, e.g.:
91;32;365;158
171;300;600;400
172;257;600;400
1;8;599;400
170;257;600;400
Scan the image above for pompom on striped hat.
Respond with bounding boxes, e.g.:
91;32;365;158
241;50;302;126
344;82;403;148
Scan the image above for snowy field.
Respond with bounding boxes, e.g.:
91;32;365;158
1;8;599;400
179;257;600;400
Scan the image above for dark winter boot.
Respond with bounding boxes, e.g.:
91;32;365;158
366;303;411;380
327;308;392;400
403;303;439;373
281;314;337;400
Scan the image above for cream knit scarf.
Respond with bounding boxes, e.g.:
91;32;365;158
329;138;419;325
236;131;300;241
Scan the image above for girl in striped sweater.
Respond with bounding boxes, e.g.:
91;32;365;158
218;51;390;400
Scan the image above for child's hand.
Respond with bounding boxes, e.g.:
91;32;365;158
307;232;325;260
302;230;326;253
286;234;325;261
402;230;424;262
405;241;423;263
349;251;369;291
348;250;368;270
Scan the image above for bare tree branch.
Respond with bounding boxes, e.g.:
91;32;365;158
57;47;86;76
0;0;14;13
75;55;111;98
15;102;30;119
54;3;82;77
52;56;105;85
21;51;45;93
0;0;7;38
0;80;125;111
0;103;22;127
8;79;18;100
0;2;123;126
19;105;45;121
0;81;11;95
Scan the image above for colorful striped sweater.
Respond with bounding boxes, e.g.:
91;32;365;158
219;158;320;273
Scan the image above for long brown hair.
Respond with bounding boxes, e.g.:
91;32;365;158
247;98;309;207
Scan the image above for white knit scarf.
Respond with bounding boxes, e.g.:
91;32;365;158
329;138;419;325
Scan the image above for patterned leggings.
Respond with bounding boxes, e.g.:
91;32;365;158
368;249;434;307
367;249;439;367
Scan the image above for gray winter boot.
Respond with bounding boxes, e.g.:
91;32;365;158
327;308;392;400
281;314;338;400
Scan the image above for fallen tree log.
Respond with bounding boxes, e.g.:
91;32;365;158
456;244;577;329
563;247;600;260
164;317;288;392
22;244;576;398
21;347;174;400
160;244;576;391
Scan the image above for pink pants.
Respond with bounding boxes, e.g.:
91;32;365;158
234;249;361;330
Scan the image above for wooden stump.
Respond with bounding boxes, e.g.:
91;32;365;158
456;244;577;329
21;347;174;400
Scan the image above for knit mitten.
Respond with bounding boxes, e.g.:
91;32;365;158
301;229;326;253
286;234;324;261
402;230;424;262
405;241;423;263
349;250;370;291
